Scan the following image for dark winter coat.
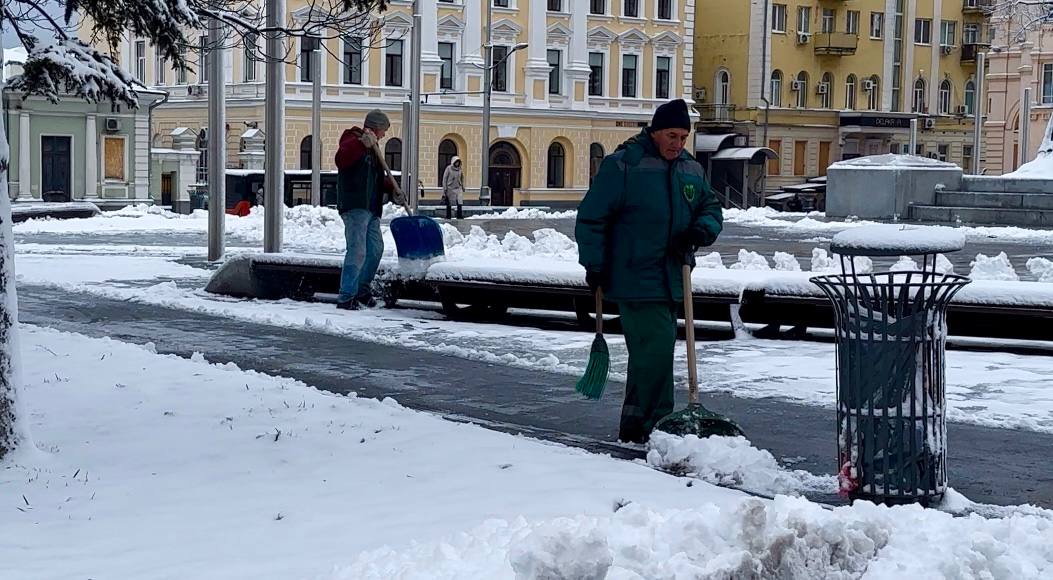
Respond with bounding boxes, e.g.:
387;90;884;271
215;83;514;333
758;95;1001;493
575;129;723;302
334;127;404;216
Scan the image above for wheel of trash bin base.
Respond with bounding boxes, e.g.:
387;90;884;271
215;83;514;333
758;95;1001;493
830;224;966;257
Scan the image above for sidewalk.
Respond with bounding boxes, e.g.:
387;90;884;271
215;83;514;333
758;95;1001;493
17;284;1053;508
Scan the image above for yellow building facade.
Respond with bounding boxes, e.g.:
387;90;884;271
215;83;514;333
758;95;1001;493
694;0;989;192
100;0;696;208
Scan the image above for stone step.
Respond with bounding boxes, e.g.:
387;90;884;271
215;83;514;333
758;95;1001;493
909;204;1053;227
936;191;1053;210
962;176;1053;194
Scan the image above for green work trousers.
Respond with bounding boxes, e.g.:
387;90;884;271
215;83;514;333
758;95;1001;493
617;301;677;443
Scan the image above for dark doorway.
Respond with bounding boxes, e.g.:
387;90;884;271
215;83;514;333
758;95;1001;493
161;172;174;206
488;141;521;207
41;136;72;202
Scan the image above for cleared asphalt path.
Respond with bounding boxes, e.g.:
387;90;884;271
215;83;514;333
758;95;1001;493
17;285;1053;508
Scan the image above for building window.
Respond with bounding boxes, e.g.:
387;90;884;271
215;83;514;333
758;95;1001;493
492;45;509;92
821;8;835;34
819;72;833;108
155;53;166;85
770;70;783;107
939;80;952;114
622;54;638;98
797;6;811;34
547;49;562;94
768;140;782;176
963;144;974;169
548;0;561;11
135;40;146;82
716;69;730;105
103;137;125;181
867;76;880;110
964;23;979;44
588;52;604;96
199;35;208;83
846;11;860;35
870;12;883;39
940;20;957;46
657;0;672;20
1043;64;1053;104
915;19;932;44
795;71;808;108
589;143;605;184
590;0;605;15
624;0;638;18
300;135;313;170
938;144;949;162
386;39;404;87
300;36;316;82
243;33;257;82
493;0;509;7
656;56;671;99
772;4;787;33
845;74;857;110
438;139;457;186
177;46;187;84
547;142;566;188
965;79;976;112
343;36;362;85
385;138;403;172
913;78;927;113
439;42;455;90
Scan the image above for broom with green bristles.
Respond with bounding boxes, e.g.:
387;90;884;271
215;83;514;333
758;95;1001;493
575;289;610;399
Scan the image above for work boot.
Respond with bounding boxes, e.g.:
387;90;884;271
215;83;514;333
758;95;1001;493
356;295;378;309
336;299;360;311
456;204;464;220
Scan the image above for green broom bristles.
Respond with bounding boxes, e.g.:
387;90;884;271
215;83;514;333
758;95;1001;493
575;334;610;400
655;404;745;438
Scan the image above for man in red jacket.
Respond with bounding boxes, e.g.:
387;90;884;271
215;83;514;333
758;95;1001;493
333;109;407;310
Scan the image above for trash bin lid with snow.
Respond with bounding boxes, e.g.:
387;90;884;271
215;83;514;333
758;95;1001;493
830;224;966;257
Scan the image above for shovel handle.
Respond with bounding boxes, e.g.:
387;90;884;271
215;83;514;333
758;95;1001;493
367;130;411;215
594;288;603;335
682;264;698;406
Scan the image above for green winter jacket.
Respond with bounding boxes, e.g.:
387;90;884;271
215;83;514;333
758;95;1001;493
575;130;723;302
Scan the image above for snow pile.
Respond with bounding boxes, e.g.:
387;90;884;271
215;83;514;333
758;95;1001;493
508;519;613;580
440;226;578;262
832;154;957;169
1027;257;1053;283
467;207;578;220
832;225;967;256
696;251;725;269
773;251;802;272
14;203;207;234
969;252;1020;282
730;249;771;271
889;256;920;272
646;432;837;496
936;253;956;275
809;248;874;274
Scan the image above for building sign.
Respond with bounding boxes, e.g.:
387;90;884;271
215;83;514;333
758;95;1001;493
839;115;912;129
615;121;649;128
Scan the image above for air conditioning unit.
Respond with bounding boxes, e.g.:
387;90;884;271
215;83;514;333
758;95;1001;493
694;88;707;102
862;79;876;92
791;80;806;92
923;118;937;129
796;32;811;45
940;45;954;55
817;82;829;95
955;105;968;115
104;118;120;132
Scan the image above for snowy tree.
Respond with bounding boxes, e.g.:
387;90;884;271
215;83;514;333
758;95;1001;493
0;0;390;460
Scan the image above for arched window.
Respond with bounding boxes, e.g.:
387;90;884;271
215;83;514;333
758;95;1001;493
770;70;783;107
589;143;605;184
913;78;927;113
299;135;313;170
845;74;857;110
437;139;458;186
547;142;566;188
867;76;880;110
939;80;952;115
819;72;833;109
716;69;731;105
964;79;976;115
385;138;403;172
795;71;809;108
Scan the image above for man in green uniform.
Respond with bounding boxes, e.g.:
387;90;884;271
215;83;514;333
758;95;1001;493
575;99;724;443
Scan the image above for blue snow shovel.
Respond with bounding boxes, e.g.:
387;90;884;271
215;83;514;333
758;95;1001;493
390;215;445;263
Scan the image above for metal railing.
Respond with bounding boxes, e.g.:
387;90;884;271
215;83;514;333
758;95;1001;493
814;32;859;56
960;42;988;64
696;103;738;123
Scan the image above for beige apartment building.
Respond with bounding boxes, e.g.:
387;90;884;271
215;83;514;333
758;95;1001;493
99;0;696;207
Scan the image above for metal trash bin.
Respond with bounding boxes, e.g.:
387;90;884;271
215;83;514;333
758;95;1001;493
191;189;208;210
811;225;970;506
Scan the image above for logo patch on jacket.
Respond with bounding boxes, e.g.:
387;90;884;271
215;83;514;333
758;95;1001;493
682;183;696;202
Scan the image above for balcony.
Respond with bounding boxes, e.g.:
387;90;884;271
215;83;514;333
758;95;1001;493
695;104;739;126
813;32;859;56
961;42;989;64
962;0;994;15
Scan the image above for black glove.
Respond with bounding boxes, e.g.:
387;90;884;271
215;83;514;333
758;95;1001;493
585;270;604;293
671;231;699;258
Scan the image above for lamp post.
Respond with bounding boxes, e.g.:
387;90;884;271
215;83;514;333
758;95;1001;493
479;3;527;207
309;34;322;207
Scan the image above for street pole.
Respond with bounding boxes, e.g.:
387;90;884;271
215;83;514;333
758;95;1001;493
207;11;226;262
1021;87;1032;168
909;118;918;155
409;1;423;212
972;51;986;175
264;0;286;252
311;37;322;207
480;2;492;206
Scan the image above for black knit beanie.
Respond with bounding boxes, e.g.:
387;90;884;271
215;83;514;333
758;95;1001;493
649;99;691;132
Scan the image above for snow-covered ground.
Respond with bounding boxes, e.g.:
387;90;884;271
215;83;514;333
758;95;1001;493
6;325;1053;579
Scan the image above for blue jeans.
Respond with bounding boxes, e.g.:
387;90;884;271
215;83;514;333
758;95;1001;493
339;209;384;304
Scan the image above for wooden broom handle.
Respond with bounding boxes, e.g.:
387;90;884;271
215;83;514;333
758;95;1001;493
594;288;603;335
682;264;698;405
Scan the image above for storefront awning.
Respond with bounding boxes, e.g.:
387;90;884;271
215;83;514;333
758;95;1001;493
710;147;778;164
694;133;740;153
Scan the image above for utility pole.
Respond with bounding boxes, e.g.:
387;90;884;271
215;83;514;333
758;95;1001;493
1021;87;1032;167
207;9;226;262
264;0;285;252
310;34;322;206
909;118;918;155
408;0;423;212
479;2;492;206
